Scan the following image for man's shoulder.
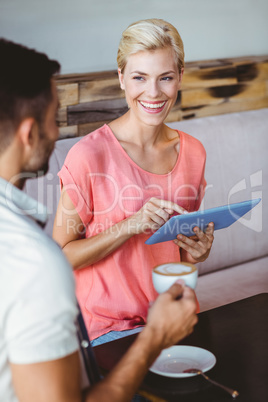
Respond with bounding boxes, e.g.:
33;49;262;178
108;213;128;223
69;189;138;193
1;221;77;339
23;230;74;287
1;214;74;297
0;227;79;367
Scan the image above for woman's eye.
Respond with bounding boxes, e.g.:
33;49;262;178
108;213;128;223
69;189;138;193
133;76;144;81
161;76;173;81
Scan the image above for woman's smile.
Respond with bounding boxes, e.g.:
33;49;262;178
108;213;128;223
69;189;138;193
138;100;167;113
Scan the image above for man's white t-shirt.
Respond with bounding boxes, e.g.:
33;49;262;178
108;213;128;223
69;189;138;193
0;177;79;402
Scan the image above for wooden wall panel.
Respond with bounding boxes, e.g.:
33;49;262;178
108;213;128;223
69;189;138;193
67;98;128;125
79;78;124;103
57;83;79;107
55;55;268;139
181;66;237;89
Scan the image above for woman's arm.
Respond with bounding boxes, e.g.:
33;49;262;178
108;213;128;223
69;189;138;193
53;187;134;269
53;187;188;270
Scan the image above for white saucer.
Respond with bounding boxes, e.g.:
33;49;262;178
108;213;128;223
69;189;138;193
149;345;216;378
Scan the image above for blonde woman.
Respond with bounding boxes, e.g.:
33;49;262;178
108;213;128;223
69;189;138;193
53;19;214;346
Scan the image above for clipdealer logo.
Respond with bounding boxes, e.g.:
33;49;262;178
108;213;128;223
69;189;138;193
227;170;262;233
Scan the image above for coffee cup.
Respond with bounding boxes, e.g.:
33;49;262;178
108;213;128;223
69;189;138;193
152;262;198;293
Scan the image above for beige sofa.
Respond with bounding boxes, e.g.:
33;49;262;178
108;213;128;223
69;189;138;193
24;108;268;312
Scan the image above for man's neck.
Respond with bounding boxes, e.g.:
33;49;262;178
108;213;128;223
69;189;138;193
0;144;24;189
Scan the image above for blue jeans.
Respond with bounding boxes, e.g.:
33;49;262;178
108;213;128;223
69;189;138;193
132;395;151;402
91;326;144;347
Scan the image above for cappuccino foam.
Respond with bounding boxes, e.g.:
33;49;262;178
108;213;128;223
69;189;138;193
154;263;196;276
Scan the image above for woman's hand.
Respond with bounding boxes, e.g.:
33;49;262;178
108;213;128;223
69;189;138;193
174;222;214;263
128;197;188;235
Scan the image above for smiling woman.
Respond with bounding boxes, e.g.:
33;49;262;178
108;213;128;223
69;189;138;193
112;46;183;174
117;47;182;130
53;18;214;346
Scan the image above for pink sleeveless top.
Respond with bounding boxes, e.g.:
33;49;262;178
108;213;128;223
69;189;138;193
59;125;206;339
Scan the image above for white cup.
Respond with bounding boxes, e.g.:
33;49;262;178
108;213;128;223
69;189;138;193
152;262;198;293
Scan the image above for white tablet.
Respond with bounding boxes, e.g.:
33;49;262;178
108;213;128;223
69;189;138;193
145;198;261;245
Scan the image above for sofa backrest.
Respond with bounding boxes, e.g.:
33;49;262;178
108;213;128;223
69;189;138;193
24;136;80;235
24;108;268;275
168;108;268;275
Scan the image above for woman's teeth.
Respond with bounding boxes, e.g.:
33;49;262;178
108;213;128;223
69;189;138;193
140;101;166;109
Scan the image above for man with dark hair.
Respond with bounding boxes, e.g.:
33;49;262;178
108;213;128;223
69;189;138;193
0;39;60;180
0;38;197;402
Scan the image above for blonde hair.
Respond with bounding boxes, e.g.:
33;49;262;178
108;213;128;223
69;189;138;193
117;18;184;73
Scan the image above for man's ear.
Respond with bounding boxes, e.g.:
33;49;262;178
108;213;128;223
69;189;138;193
17;118;36;148
118;69;125;90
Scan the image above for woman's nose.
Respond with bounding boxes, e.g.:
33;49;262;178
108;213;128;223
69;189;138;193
146;80;161;98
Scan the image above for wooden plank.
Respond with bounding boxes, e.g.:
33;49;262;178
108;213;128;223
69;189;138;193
181;98;268;120
182;81;267;108
183;59;268;89
57;83;79;107
55;69;118;84
181;59;233;69
237;61;268;82
57;107;67;126
79;78;123;103
257;61;268;78
59;125;78;139
182;87;223;108
207;81;267;102
231;80;267;101
185;55;268;69
68;98;128;125
182;65;237;89
225;55;268;66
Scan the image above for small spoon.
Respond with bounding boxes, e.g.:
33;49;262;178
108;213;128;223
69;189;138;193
183;368;239;399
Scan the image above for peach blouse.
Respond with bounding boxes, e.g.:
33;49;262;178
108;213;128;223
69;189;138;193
59;125;206;340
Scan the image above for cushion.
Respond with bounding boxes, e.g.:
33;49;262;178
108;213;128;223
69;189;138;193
168;108;268;274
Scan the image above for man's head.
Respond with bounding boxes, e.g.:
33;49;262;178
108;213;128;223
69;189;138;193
0;39;61;184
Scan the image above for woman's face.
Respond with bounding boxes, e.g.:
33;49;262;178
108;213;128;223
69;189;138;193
118;47;183;127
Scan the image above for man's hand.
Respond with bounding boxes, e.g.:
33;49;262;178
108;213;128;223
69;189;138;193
145;280;198;350
85;282;198;402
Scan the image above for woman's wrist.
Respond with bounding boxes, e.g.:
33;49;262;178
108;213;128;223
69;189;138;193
107;216;138;240
120;215;140;236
